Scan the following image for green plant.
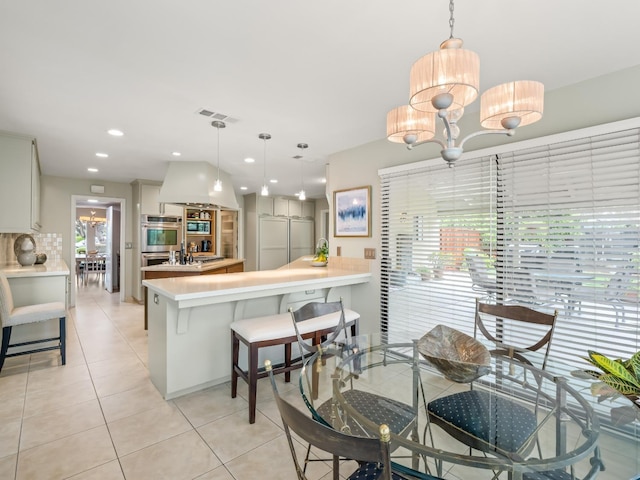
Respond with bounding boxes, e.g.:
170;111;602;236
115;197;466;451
573;350;640;425
314;239;329;262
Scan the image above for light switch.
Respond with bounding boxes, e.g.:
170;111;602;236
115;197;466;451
364;248;376;259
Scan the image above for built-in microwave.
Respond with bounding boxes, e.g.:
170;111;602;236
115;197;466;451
186;219;211;234
141;214;183;252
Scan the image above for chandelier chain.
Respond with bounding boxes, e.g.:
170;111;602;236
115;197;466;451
448;0;455;39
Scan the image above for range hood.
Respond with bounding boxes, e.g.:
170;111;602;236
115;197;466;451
158;161;239;210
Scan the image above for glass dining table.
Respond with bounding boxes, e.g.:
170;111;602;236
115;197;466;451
298;334;603;480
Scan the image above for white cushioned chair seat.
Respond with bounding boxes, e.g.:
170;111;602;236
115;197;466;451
230;308;359;343
6;302;67;327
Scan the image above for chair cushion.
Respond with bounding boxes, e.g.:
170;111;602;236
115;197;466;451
230;308;359;343
348;462;443;480
427;389;537;458
347;462;407;480
317;389;415;438
5;301;66;327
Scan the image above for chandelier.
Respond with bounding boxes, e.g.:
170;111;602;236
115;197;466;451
386;0;544;166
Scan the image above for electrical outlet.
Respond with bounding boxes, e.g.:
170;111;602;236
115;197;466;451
125;242;133;249
364;248;376;259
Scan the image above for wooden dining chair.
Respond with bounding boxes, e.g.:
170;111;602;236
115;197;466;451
265;359;441;480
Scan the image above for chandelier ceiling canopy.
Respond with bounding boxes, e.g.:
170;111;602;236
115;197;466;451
386;0;544;166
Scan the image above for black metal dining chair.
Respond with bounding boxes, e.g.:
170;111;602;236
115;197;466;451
266;359;442;480
290;300;420;475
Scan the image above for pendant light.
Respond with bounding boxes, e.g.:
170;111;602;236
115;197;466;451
212;120;225;192
259;133;271;196
295;143;308;201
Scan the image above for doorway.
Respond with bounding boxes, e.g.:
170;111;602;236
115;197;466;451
71;195;126;307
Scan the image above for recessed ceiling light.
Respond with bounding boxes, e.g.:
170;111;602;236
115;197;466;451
240;186;248;190
270;179;278;184
95;152;108;158
107;129;124;137
321;178;327;183
87;199;99;203
87;167;99;172
244;157;255;163
172;152;181;157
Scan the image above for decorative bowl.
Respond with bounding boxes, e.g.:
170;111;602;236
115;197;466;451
418;324;491;383
311;261;328;267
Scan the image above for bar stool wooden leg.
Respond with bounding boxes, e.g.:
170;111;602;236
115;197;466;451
248;343;259;424
231;332;240;399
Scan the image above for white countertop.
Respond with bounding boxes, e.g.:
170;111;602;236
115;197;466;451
143;256;371;303
0;260;70;277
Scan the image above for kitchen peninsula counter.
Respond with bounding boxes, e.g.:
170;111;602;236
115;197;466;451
143;256;371;399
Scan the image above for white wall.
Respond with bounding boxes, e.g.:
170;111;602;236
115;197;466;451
327;64;640;335
40;175;134;301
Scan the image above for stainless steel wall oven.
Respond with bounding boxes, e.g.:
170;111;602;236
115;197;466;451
141;214;183;253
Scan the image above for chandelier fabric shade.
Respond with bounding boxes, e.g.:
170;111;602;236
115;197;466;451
409;45;480;113
480;80;544;129
386;105;436;144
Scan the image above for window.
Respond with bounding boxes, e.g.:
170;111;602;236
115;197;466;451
380;123;640;370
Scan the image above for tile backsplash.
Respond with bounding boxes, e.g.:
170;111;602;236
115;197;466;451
0;233;63;264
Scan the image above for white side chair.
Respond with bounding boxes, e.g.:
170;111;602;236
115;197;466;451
0;272;67;372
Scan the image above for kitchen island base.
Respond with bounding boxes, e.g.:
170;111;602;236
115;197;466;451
144;257;371;400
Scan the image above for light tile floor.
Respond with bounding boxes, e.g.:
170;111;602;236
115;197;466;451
0;283;637;479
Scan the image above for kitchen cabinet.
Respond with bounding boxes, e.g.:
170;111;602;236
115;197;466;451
274;197;289;217
139;183;183;216
0;131;41;232
185;208;215;253
257;196;274;216
220;210;238;259
287;199;302;218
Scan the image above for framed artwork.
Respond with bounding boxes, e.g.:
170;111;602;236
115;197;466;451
334;185;371;237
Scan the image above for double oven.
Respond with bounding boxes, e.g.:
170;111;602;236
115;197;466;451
141;214;183;267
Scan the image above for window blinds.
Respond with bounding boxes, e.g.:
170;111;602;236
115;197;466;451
380;127;640;371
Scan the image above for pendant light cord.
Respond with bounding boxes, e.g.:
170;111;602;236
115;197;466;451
448;0;455;39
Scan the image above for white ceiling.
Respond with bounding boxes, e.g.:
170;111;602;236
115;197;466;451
1;1;640;200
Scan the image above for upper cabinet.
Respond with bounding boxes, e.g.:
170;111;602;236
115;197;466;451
137;182;183;216
255;195;313;218
0;131;41;232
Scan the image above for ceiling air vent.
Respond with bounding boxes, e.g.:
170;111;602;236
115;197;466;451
196;108;239;124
